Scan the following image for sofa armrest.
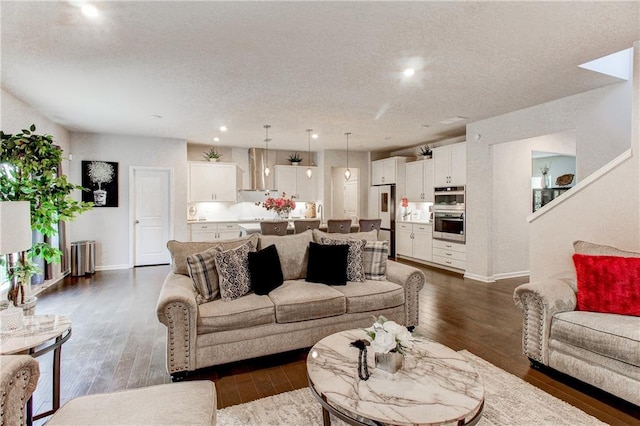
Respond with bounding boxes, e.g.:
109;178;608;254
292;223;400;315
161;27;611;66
513;279;577;364
386;260;425;328
0;355;40;425
156;272;199;374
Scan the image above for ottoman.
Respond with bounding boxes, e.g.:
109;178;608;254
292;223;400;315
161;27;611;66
47;381;216;425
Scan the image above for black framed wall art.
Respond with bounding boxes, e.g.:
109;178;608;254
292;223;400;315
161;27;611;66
81;160;119;207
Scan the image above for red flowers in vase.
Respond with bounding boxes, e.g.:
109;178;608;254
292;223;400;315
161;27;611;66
258;193;296;216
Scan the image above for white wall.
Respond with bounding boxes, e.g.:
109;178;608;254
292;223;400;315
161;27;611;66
490;132;576;278
466;76;634;282
1;88;74;284
319;150;369;220
69;133;188;269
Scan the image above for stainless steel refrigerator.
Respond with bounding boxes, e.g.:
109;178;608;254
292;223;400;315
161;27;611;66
368;184;396;258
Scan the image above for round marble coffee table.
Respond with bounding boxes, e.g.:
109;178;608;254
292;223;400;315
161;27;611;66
0;314;72;425
307;329;484;426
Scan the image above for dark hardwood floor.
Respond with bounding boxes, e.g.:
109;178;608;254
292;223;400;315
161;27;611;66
31;261;639;425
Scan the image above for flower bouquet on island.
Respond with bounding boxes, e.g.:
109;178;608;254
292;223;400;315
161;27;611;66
257;192;296;219
365;315;412;373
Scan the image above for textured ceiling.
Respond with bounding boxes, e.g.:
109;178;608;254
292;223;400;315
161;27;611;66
1;1;638;153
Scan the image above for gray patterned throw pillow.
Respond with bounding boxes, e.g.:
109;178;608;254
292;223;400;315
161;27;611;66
186;246;223;303
363;240;388;280
214;241;256;301
320;238;366;282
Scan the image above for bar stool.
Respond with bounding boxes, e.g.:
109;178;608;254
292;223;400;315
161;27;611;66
327;219;352;234
260;221;288;236
358;218;382;233
293;219;320;234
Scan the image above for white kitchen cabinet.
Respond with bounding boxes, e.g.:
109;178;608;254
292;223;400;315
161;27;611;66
396;222;432;262
396;223;413;257
371;157;407;185
190;222;241;241
274;165;317;201
405;160;434;201
432;239;466;270
433;142;466;187
188;162;238;202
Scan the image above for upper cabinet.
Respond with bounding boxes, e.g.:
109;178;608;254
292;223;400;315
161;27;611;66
433;142;466;187
371;157;407;185
274;165;318;201
405;160;434;201
188;162;238;202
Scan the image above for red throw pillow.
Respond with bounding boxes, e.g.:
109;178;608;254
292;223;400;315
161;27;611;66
572;253;640;316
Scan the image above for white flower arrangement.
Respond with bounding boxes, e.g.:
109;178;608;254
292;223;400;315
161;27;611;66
365;315;412;355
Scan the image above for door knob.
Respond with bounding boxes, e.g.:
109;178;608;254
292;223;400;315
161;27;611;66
135;220;140;224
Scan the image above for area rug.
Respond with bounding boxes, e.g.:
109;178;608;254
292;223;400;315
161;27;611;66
217;350;605;425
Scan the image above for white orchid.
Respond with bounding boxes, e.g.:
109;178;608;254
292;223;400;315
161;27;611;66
365;316;411;355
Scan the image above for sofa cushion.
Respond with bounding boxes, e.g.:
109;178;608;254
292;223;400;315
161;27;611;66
364;240;388;280
186;246;223;303
248;244;284;295
573;240;640;257
215;241;256;301
573;254;640;316
551;311;640;368
333;280;404;314
268;280;346;323
320;238;366;282
197;293;276;334
167;234;259;275
259;230;313;280
312;229;378;243
306;242;348;285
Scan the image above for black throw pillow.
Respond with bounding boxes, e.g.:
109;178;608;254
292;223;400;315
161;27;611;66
248;244;284;295
306;241;348;285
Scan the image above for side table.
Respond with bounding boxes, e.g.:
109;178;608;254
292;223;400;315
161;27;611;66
0;314;72;425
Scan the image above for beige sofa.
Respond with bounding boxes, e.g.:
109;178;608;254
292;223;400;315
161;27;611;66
157;229;425;377
0;355;39;425
513;241;640;406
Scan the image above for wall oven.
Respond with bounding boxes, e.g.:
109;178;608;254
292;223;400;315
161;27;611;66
433;186;465;243
433;211;465;243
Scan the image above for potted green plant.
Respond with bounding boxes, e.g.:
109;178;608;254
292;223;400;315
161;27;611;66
203;147;222;162
0;125;93;307
418;145;432;159
288;152;303;165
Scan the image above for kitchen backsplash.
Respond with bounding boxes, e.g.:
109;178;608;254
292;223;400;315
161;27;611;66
188;201;309;221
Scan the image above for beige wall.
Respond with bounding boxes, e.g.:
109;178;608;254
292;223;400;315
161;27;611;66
466;57;636;282
1;88;74;285
69;133;188;269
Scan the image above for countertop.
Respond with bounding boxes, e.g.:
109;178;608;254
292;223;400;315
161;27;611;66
187;218;318;224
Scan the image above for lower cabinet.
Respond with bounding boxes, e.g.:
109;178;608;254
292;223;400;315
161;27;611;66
396;223;432;262
190;223;241;241
432;239;466;270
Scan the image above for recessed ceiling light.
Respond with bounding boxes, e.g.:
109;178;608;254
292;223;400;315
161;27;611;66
403;68;415;77
311;133;319;139
81;4;99;19
219;126;227;132
213;137;220;142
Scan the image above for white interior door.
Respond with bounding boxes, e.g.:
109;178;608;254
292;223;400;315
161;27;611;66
133;168;171;266
343;180;359;222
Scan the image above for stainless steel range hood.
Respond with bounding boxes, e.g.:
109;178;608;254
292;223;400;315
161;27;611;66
237;147;278;202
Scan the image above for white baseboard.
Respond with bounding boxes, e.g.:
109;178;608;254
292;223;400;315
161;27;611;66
463;270;529;283
463;272;496;283
95;264;131;271
493;270;530;280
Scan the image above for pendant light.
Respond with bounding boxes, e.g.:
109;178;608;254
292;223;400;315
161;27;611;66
263;124;271;177
306;129;313;179
344;132;352;180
